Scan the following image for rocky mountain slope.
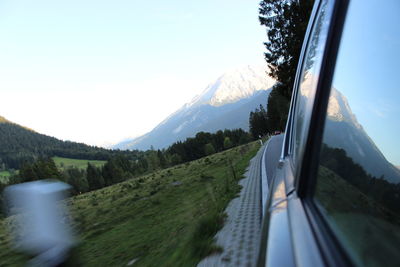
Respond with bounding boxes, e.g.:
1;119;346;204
114;66;275;150
324;88;400;183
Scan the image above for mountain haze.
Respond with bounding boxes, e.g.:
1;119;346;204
114;66;275;150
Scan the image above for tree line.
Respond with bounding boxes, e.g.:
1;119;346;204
166;129;251;163
5;129;253;195
320;144;400;219
249;105;269;139
0;120;144;170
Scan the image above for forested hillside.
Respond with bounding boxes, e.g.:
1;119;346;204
0;142;261;266
319;144;400;221
0;114;254;196
0;116;142;169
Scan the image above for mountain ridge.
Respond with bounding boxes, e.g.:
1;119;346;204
188;65;273;107
0;116;141;170
114;66;275;150
324;88;400;183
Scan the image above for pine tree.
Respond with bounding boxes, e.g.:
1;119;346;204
170;154;182;165
18;157;62;182
157;150;167;168
249;105;269;138
223;137;232;149
64;167;89;193
87;163;105;190
259;0;314;129
204;143;216;156
146;150;160;171
102;159;124;185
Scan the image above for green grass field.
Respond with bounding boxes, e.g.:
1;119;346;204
0;171;11;184
0;171;11;177
0;141;260;266
53;156;106;170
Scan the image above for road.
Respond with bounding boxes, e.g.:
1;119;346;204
197;135;284;267
264;134;284;186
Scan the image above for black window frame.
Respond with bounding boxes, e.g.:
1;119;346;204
286;0;336;182
283;0;322;188
287;0;357;266
283;0;321;159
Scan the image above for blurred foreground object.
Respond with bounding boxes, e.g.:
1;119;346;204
4;180;74;267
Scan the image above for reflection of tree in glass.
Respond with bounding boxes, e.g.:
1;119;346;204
318;144;400;222
292;1;331;161
259;0;314;130
316;144;400;266
259;0;314;90
302;0;329;79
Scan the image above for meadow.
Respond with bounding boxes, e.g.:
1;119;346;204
53;156;106;170
0;171;12;184
0;141;260;266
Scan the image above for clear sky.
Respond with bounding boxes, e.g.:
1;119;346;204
0;0;266;147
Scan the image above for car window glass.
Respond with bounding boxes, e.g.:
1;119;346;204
314;0;400;266
291;0;333;173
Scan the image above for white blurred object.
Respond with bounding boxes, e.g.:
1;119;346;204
4;180;74;266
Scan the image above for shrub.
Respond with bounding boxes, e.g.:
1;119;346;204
190;211;225;258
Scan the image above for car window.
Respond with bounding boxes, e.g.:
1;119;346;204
314;0;400;266
291;0;333;175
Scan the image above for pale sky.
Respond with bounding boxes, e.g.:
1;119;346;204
332;0;400;166
0;0;266;147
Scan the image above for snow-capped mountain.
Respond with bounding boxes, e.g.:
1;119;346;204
326;88;361;129
188;65;274;107
114;66;275;150
324;88;400;183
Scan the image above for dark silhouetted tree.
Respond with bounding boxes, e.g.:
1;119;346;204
259;0;314;130
18;158;62;182
170;154;182;165
249;105;269;138
157;150;167;168
86;163;105;190
64;167;89;193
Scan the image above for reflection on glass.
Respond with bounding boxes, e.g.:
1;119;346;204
314;0;400;266
293;0;333;166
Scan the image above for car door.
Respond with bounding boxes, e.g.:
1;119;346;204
260;0;400;266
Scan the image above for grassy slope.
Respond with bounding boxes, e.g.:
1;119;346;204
0;171;11;184
316;166;400;266
0;142;260;266
53;156;106;170
0;171;10;177
0;156;103;183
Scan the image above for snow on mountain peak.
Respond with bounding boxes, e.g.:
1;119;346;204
189;65;275;107
327;88;361;129
113;65;275;150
